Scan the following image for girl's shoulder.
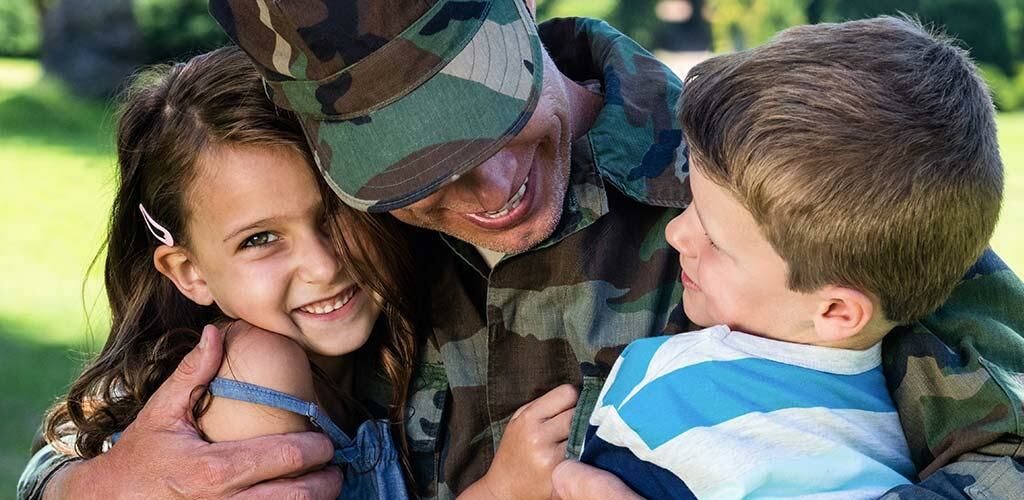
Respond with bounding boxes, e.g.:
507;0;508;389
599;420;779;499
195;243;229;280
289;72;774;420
198;322;316;441
217;321;316;401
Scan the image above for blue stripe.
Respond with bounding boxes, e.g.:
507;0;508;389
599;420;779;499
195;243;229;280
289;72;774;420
615;358;894;449
599;336;674;408
581;426;698;500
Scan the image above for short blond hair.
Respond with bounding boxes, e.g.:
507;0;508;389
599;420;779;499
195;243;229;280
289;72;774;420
679;16;1003;323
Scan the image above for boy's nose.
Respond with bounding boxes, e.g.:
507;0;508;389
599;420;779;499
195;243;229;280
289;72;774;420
665;207;699;259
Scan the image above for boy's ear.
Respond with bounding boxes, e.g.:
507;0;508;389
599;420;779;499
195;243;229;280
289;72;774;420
153;246;214;306
811;286;873;344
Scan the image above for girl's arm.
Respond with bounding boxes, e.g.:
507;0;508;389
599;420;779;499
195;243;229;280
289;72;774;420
198;322;316;441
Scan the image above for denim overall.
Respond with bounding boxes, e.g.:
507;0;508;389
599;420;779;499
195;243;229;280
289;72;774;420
208;377;408;500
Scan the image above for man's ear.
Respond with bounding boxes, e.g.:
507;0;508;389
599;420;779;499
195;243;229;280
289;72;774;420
811;286;873;344
153;245;214;306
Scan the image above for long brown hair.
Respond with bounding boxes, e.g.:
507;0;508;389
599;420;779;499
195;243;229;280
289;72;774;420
44;47;420;473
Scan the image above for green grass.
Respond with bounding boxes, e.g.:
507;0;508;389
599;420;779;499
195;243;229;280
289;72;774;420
1;55;1024;494
0;57;114;494
992;112;1024;274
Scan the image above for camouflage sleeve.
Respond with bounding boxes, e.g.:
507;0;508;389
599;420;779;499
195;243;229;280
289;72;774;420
16;442;79;500
881;456;1024;499
883;249;1024;480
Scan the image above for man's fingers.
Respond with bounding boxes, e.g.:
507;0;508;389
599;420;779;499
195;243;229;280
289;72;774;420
209;432;335;491
231;465;343;500
528;384;579;419
140;324;225;427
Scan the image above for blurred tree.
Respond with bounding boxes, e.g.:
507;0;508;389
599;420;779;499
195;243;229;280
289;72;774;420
608;0;660;48
134;0;230;64
707;0;808;51
819;0;1014;74
0;1;41;57
40;0;145;98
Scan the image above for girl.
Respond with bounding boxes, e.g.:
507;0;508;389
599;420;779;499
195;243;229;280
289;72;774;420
42;46;423;499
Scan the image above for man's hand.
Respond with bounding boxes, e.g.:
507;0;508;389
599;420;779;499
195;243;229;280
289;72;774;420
551;460;643;500
460;384;578;500
44;324;342;499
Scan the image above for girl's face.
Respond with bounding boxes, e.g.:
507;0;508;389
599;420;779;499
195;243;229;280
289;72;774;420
180;144;381;357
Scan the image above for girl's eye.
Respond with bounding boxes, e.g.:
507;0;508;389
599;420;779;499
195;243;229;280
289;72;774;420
241;232;279;249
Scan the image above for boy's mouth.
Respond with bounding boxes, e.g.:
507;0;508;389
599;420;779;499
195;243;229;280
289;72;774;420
681;270;701;291
297;287;357;315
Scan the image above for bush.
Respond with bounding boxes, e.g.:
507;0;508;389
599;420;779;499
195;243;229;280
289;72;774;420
134;0;230;64
0;1;40;57
820;0;1015;74
981;63;1024;111
707;0;809;52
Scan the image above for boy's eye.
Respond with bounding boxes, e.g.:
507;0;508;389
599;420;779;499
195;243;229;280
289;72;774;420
704;232;719;250
241;231;279;249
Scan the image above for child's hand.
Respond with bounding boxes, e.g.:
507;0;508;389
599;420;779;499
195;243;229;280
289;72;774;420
551;460;643;500
460;384;579;500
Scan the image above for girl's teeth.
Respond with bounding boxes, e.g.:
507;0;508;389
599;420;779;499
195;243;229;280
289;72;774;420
302;289;356;314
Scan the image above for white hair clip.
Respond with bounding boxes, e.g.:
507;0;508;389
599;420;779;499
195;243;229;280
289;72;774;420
139;203;175;246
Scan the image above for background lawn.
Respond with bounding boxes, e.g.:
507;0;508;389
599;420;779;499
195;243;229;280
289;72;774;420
2;54;1023;494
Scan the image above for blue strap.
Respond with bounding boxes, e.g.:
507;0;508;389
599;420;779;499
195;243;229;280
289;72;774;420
207;377;359;462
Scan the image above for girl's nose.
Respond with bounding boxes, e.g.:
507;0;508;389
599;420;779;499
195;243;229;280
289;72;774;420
297;233;340;284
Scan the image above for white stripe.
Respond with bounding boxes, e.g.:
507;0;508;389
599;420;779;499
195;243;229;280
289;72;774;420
593;406;913;499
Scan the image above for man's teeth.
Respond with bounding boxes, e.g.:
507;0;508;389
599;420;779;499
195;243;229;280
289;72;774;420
482;178;528;219
300;289;356;314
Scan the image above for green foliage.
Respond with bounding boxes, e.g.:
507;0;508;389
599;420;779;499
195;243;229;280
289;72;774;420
981;63;1024;111
134;0;230;63
0;1;40;57
536;0;617;20
707;0;809;51
608;0;660;49
819;0;1015;73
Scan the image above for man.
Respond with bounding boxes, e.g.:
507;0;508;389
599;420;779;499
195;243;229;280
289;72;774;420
19;0;1024;498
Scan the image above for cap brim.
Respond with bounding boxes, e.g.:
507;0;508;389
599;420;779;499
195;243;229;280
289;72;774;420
302;0;544;212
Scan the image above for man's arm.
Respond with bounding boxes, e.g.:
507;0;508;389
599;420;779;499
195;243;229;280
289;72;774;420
17;325;343;500
885;249;1024;471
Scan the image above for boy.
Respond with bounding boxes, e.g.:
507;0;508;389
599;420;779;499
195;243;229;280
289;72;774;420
579;16;1003;499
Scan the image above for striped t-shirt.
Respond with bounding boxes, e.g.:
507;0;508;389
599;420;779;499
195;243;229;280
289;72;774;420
581;325;916;499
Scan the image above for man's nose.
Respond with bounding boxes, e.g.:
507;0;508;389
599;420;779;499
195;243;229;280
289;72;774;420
447;150;518;212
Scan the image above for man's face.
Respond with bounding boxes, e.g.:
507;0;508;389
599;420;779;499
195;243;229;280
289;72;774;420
390;53;573;253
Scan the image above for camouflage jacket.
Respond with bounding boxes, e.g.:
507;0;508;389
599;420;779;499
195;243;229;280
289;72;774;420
18;17;1024;500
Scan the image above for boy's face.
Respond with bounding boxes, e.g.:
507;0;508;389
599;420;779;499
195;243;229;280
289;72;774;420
665;164;819;341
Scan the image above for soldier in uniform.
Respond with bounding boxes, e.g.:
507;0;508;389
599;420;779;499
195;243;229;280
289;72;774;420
19;0;1024;498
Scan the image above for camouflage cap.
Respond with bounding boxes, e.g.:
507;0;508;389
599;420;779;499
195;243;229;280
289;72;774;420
209;0;544;212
